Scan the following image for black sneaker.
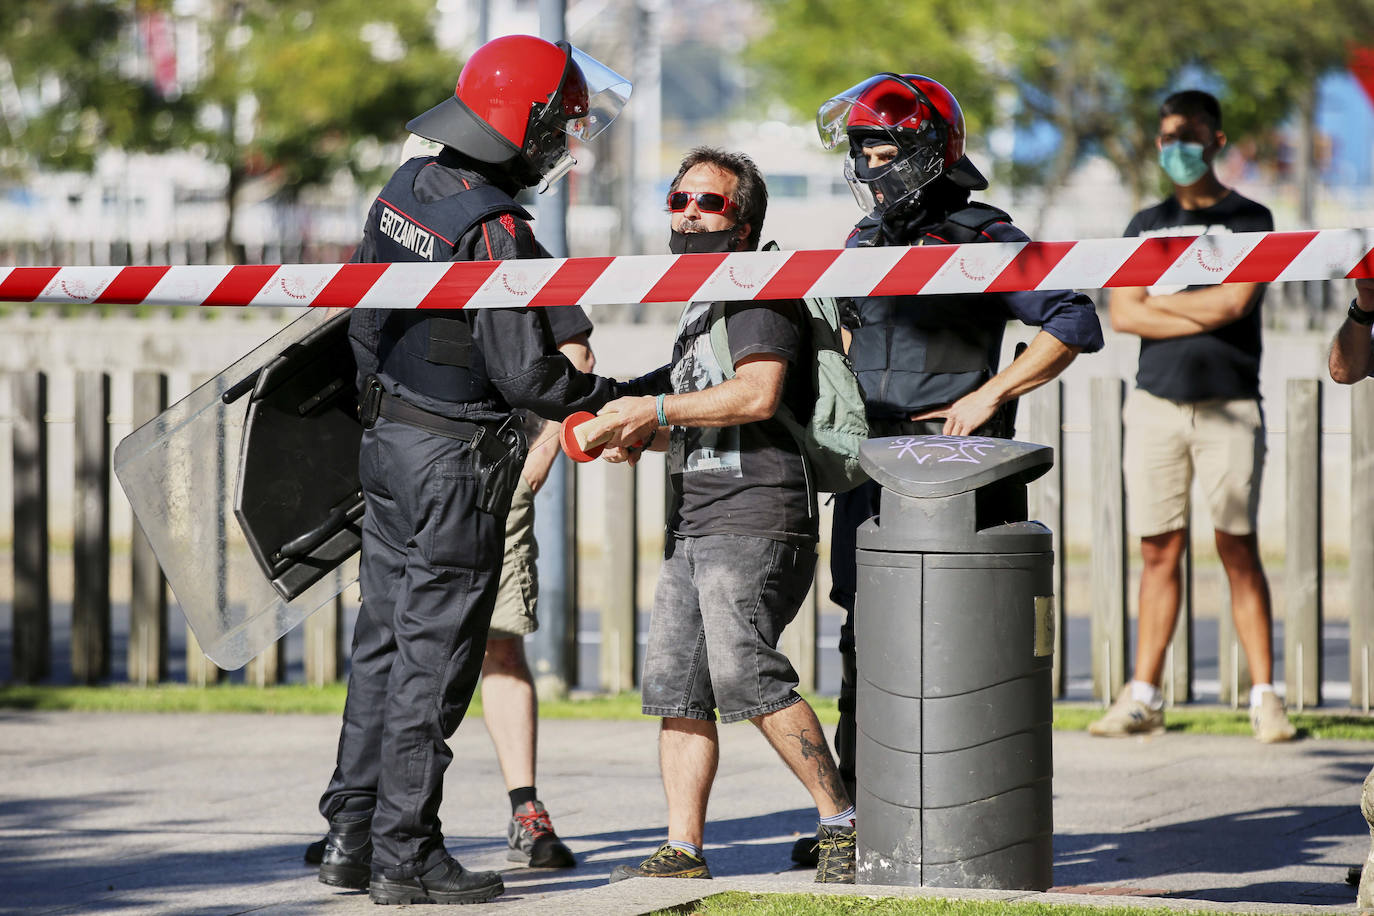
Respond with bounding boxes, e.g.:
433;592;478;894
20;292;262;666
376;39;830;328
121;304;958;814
608;843;711;882
318;816;372;890
790;834;819;867
369;856;504;906
508;801;576;868
305;836;326;866
814;823;856;884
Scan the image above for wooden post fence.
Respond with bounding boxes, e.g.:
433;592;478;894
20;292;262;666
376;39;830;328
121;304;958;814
1286;379;1323;709
185;373;223;687
0;364;1369;705
1090;378;1129;703
1166;537;1194;707
600;463;638;695
1026;380;1066;696
72;371;111;684
782;583;819;694
11;371;49;683
128;371;168;685
1352;381;1374;711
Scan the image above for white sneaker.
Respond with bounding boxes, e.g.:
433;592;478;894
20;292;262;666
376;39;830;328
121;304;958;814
1087;689;1165;737
1250;692;1297;743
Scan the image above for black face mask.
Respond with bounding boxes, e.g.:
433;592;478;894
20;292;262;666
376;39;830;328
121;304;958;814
669;226;741;254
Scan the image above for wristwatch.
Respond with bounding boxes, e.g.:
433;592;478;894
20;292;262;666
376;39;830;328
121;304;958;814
1350;298;1374;326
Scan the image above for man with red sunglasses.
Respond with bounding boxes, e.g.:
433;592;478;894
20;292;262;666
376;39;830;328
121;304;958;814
594;147;857;884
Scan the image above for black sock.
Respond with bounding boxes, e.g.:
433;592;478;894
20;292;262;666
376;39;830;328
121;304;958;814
509;786;538;813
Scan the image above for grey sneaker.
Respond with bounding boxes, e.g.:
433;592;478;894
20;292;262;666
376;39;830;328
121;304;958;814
1087;690;1165;737
1251;692;1297;743
508;801;575;868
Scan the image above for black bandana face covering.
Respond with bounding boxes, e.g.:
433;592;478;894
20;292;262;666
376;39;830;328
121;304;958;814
669;226;740;254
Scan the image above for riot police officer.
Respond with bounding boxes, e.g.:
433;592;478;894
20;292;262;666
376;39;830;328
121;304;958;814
315;35;631;905
796;72;1103;866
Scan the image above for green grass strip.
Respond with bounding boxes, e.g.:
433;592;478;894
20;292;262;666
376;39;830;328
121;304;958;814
653;891;1223;916
1;686;1372;741
1052;702;1374;741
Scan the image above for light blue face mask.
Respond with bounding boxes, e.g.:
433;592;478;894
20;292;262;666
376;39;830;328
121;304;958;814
1158;141;1209;186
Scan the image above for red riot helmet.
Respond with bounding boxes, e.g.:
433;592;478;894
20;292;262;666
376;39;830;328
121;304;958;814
407;35;631;191
817;73;986;215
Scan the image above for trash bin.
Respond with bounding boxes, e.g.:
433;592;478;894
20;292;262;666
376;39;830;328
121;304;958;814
854;434;1055;891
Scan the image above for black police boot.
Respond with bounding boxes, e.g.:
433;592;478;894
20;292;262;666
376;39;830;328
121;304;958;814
318;815;373;890
304;836;326;866
369;855;505;905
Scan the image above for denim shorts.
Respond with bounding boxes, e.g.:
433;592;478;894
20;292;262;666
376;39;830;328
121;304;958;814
641;533;817;724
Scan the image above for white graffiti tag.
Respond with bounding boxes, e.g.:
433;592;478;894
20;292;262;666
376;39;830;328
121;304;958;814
887;435;998;464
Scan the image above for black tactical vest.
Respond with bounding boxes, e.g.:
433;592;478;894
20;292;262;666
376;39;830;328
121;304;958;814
847;203;1014;418
350;157;533;405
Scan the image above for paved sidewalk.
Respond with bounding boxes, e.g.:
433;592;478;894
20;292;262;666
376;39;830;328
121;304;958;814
0;710;1369;915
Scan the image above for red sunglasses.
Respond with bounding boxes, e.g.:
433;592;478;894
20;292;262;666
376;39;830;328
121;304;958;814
666;190;738;214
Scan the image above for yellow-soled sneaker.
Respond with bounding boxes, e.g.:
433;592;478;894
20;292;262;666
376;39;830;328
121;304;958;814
608;843;711;882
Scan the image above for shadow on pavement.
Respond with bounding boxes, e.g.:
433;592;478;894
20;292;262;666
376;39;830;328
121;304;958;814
1054;803;1363;906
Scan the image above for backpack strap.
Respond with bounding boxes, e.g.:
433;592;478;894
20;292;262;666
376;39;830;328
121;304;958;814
708;301;735;380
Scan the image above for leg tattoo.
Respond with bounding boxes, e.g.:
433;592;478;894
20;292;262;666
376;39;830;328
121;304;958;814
787;727;849;807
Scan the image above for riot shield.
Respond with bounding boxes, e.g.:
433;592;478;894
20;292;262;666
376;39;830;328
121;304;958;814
113;309;363;670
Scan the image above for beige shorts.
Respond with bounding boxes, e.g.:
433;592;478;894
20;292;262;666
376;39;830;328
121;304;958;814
489;476;539;639
1123;388;1265;538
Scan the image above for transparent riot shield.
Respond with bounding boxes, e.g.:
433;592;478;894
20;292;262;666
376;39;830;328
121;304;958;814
113;308;362;670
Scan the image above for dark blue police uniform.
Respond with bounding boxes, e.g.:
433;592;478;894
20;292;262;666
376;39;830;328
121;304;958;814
829;197;1104;794
318;150;617;880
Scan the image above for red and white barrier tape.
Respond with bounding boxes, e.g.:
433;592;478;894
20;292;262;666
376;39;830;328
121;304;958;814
3;228;1373;310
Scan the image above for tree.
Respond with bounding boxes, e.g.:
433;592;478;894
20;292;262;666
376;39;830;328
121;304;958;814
0;0;199;175
750;0;998;137
196;0;451;259
750;0;1374;224
0;0;453;261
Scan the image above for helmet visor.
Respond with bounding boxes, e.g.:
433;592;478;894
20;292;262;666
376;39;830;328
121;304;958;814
821;74;949;215
816;74;900;149
563;46;632;141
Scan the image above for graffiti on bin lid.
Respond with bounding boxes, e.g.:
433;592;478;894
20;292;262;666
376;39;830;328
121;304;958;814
887;435;999;464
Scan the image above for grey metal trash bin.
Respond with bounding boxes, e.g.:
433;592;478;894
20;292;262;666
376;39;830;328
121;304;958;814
854;434;1055;891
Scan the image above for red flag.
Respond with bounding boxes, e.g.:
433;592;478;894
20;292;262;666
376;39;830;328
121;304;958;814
1351;46;1374;109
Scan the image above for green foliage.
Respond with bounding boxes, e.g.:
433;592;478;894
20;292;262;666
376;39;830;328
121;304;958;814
1053;702;1374;740
0;0;199;173
4;687;1373;743
197;0;451;193
0;0;453;250
751;0;998;133
749;0;1374;198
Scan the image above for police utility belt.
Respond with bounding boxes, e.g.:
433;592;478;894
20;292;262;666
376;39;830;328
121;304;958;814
359;375;528;516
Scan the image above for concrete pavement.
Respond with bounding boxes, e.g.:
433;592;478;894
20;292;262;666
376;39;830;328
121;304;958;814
0;710;1370;915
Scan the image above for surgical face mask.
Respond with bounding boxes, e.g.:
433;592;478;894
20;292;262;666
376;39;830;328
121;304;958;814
1158;141;1209;186
669;226;741;254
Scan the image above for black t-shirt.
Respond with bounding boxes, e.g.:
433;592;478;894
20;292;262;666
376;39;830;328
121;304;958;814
667;300;816;545
545;305;593;345
1126;191;1273;402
